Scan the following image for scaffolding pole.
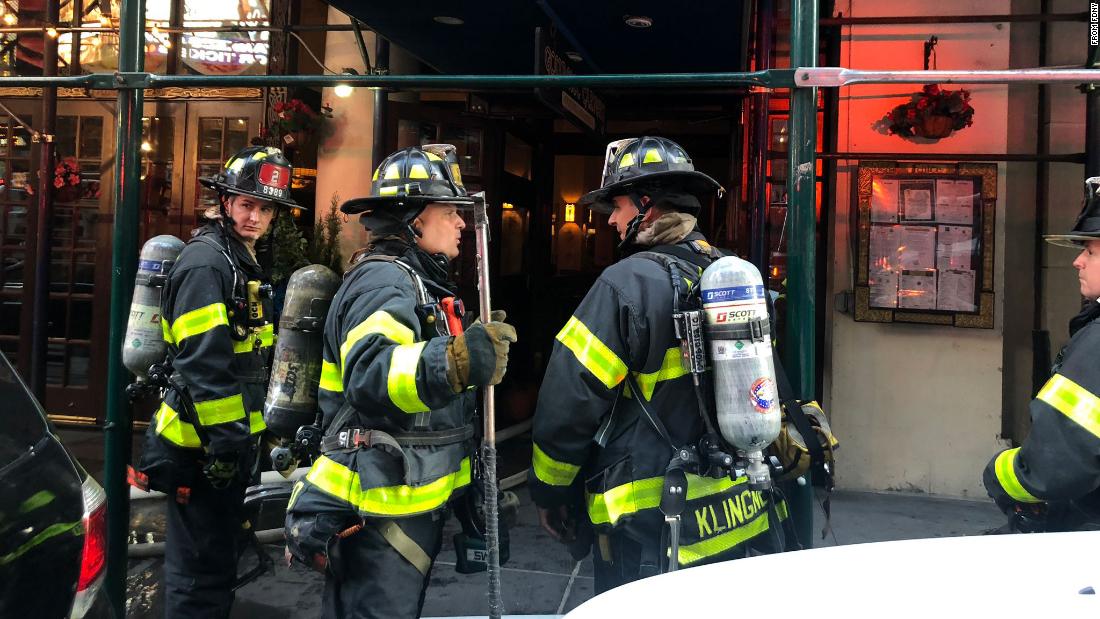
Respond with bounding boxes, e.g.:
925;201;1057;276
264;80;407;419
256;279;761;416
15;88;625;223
785;0;819;549
102;0;145;615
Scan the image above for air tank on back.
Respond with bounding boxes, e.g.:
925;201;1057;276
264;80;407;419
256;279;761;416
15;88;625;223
264;264;341;439
699;255;782;488
123;235;185;380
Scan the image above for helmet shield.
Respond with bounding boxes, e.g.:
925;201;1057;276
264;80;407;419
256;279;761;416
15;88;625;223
199;146;299;208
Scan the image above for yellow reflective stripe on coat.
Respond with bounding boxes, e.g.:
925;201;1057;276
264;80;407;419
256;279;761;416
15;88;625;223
168;302;230;343
341;310;415;366
154;401;202;448
556;316;628;389
587;473;747;526
994;448;1040;503
161;317;175;345
677;501;788;566
388;342;429;413
193;393;247;425
1037;373;1100;439
232;323;275;354
155;402;265;449
630;347;689;401
319;360;343;392
305;455;472;516
532;443;581;487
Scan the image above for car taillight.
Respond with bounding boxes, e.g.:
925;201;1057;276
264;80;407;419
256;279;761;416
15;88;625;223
70;476;107;618
77;484;107;589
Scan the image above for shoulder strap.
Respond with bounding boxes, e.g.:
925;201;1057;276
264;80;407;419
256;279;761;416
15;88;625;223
346;253;432;306
624;374;677;451
644;243;715;271
189;234;242;300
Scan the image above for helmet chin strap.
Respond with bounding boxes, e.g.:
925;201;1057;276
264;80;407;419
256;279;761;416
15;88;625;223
618;193;650;250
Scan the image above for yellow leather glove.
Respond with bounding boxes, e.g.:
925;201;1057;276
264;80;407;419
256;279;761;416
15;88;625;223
446;320;517;393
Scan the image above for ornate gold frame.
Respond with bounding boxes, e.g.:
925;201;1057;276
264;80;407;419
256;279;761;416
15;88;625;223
0;87;261;99
853;161;996;329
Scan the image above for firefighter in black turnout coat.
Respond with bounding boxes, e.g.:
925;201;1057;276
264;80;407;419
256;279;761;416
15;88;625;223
984;177;1100;531
285;145;516;619
134;146;298;618
529;137;786;593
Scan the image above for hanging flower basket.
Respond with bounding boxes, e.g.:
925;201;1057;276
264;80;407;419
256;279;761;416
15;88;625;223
53;157;82;202
883;84;974;140
271;99;333;146
918;115;955;139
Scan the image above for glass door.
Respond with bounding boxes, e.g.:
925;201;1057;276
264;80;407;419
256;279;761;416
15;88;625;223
44;100;114;422
182;101;264;227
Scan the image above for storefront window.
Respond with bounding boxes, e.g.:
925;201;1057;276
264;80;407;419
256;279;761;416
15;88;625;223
179;0;270;76
56;0;270;76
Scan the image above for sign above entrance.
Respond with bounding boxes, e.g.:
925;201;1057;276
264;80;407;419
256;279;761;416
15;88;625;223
534;27;606;136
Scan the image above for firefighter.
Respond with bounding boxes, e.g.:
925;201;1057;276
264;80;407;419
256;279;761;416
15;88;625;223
529;137;787;593
134;146;296;617
984;176;1100;531
284;145;516;619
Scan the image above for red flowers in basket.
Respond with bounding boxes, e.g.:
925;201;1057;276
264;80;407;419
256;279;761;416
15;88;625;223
272;98;333;136
883;84;975;139
54;157;81;189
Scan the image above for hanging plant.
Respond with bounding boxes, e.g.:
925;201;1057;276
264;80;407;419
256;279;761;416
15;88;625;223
38;156;83;201
271;98;333;146
883;84;975;140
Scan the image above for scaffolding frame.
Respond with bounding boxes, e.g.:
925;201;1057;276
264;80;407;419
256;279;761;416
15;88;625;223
4;0;1100;614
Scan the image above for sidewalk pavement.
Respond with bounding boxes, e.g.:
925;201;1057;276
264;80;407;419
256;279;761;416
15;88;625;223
123;485;1006;618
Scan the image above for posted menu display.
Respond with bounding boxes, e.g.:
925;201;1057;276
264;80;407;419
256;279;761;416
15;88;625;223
866;175;980;312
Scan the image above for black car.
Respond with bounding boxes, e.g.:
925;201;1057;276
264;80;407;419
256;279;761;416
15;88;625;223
0;352;112;618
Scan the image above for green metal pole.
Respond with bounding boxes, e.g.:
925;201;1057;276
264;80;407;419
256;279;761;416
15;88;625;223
103;0;145;614
785;0;819;549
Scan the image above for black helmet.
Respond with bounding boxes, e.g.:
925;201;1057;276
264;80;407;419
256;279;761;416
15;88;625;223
340;144;475;223
578;136;724;214
1046;176;1100;248
199;146;298;208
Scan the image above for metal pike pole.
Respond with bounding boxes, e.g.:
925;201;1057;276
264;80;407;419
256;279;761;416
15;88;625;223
473;194;504;619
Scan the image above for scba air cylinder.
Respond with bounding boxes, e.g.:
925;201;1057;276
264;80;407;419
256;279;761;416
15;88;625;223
122;235;184;380
264;264;341;439
700;256;781;484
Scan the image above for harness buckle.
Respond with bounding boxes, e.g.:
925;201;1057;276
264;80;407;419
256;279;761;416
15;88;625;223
335;428;371;450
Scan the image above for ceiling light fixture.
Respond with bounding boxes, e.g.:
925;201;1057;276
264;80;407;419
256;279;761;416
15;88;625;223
433;16;464;26
565;51;583;63
623;15;653;28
